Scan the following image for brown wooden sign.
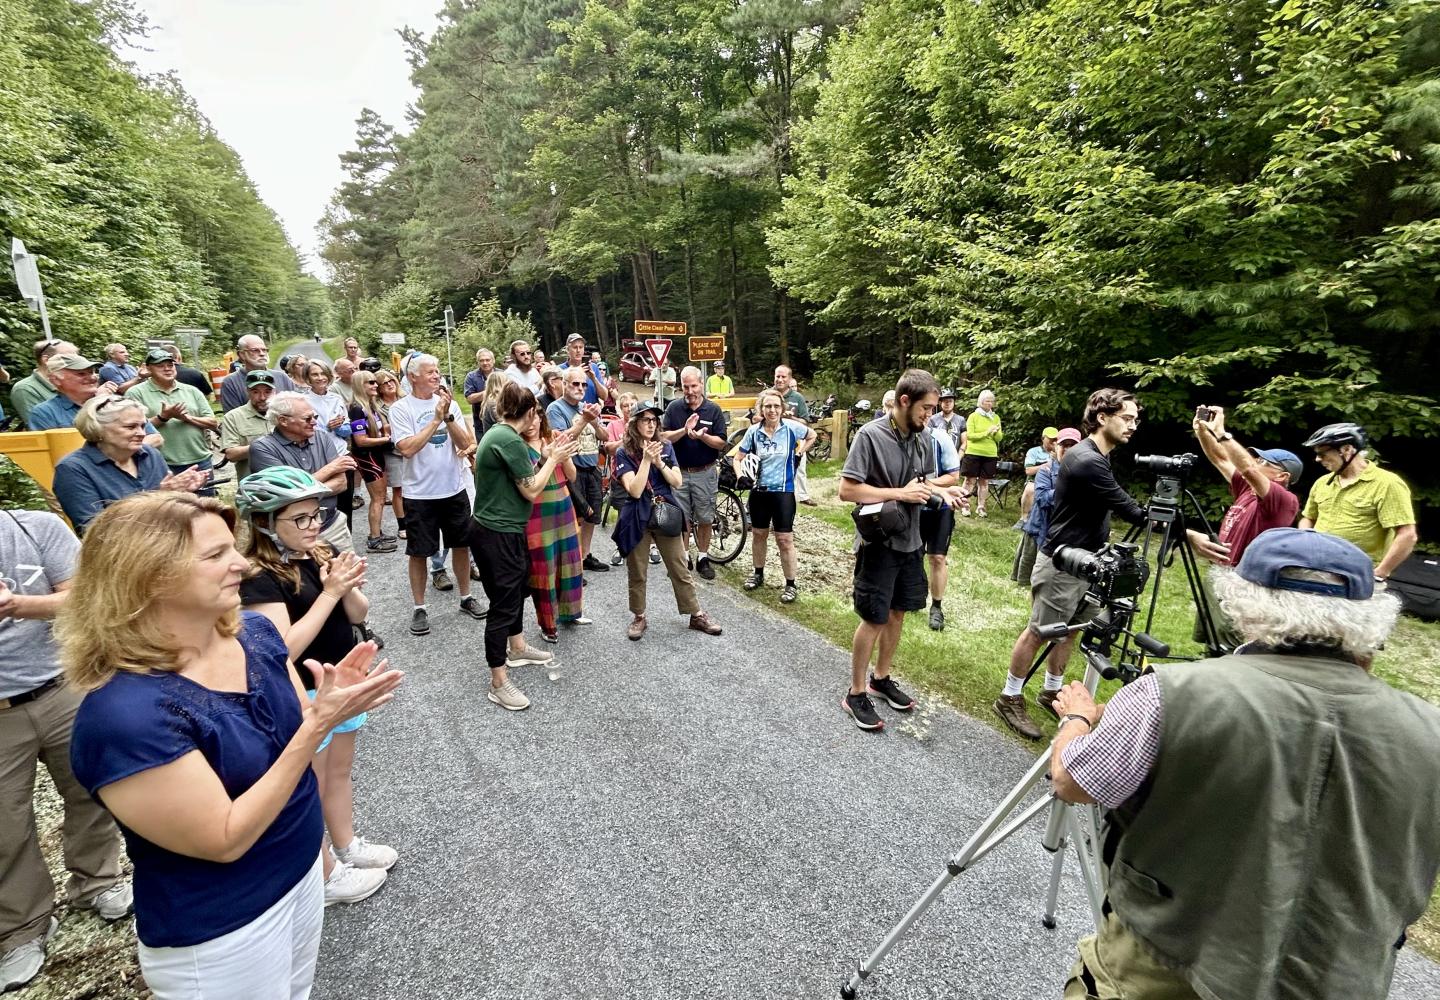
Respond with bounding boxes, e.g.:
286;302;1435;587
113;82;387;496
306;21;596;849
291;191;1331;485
633;320;688;337
688;336;726;362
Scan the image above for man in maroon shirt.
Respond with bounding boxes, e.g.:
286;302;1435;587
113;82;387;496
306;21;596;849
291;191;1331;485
1188;406;1302;565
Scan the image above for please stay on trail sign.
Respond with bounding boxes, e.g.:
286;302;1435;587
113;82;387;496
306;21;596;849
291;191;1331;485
645;338;672;369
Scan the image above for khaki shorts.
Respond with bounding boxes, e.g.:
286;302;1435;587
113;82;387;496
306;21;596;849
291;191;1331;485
1028;551;1098;631
1065;912;1200;1000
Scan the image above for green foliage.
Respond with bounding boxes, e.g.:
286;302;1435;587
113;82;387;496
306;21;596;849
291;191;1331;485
0;0;320;376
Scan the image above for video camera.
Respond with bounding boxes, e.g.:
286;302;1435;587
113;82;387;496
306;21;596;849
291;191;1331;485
1052;542;1148;601
1134;452;1199;478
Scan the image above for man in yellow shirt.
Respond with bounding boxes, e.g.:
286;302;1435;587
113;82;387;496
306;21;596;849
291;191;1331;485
705;360;734;398
1299;422;1417;581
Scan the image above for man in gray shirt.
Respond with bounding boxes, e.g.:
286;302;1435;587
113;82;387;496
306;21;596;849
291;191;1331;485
0;512;129;990
247;391;357;554
219;334;296;412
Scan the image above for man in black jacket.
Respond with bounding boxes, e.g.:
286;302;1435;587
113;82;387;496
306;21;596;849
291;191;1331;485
994;388;1147;740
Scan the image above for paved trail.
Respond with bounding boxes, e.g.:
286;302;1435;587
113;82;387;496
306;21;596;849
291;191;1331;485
311;492;1440;999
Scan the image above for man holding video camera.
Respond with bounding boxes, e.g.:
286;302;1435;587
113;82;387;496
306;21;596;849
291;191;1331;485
994;389;1147;740
838;369;954;731
1048;528;1440;1000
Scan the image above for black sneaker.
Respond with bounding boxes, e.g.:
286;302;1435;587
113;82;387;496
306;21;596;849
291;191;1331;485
409;608;430;636
868;674;916;712
366;535;397;553
696;557;716;581
359;622;385;652
459;596;488;620
583;554;610;573
843;692;884;731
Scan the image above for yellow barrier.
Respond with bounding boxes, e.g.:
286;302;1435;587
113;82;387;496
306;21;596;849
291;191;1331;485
714;395;758;414
0;428;85;492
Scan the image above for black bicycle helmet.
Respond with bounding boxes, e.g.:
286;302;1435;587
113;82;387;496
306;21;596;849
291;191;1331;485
1302;422;1367;450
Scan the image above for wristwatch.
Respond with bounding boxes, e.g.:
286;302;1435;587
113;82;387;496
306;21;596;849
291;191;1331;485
444;413;455;423
1060;714;1093;732
1217;433;1234;443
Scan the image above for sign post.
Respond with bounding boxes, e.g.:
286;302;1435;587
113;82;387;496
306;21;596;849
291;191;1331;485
9;238;51;337
172;326;210;361
442;305;457;386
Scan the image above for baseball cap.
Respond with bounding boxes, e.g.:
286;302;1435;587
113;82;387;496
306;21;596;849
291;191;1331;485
631;400;665;421
938;387;956;400
1235;528;1374;600
1248;447;1303;483
566;332;585;344
1042;426;1060;439
1056;427;1082;445
45;354;101;374
144;347;177;365
245;369;277;388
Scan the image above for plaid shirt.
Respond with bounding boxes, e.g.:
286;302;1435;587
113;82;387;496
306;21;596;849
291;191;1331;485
1059;673;1164;809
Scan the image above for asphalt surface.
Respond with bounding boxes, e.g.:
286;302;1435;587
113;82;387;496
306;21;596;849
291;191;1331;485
309;501;1440;1000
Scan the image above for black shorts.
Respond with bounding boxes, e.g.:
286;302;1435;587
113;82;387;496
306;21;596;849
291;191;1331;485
571;464;603;525
960;454;998;479
405;490;474;557
919;505;955;555
852;544;928;625
749;490;797;532
354;448;386;485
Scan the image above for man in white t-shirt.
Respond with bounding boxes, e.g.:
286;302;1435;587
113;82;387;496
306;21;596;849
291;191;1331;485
502;340;544;396
389;354;484;637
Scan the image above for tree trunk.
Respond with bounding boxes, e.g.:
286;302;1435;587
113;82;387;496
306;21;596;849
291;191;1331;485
545;277;559;343
728;216;745;381
608;272;622;346
588;280;607;351
776;289;790;367
633;251;661;318
566;280;581;342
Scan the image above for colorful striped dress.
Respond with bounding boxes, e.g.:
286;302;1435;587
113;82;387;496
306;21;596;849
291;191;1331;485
526;446;584;633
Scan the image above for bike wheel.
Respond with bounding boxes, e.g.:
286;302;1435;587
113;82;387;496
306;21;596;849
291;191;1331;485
810;434;831;462
706;486;749;565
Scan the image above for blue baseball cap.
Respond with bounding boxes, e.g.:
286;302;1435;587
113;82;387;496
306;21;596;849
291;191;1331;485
1236;528;1374;600
1248;447;1303;483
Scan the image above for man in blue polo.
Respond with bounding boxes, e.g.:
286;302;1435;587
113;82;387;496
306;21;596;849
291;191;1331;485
27;355;160;445
558;333;609;406
547;367;608;573
662;366;730;580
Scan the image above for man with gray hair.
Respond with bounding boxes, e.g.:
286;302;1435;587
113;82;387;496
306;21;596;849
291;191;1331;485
97;344;144;394
219;334;297;412
247;391;356;553
1049;527;1440;1000
9;339;77;424
661;365;729;579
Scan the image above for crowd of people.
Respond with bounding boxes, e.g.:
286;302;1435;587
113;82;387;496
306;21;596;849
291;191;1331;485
2;333;1436;999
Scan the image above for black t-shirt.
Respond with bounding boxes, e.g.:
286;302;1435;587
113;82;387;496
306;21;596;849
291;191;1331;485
662;397;729;468
1041;438;1147;556
239;556;354;689
176;364;213;398
347;403;389;459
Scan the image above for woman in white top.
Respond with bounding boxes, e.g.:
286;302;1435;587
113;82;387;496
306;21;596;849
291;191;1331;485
303;360;352;452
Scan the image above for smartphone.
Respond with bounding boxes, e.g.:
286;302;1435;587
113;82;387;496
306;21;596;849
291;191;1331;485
1195;406;1214;422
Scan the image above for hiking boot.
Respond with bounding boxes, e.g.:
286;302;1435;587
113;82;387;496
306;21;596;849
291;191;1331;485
696;556;716;581
994;694;1043;740
459;596;488;620
627;614;648;640
583;554;610;573
324;862;387;906
1036;687;1062;721
506;645;553;667
366;535;397;553
843;692;884;731
487;678;531;711
688;612;722;636
76;882;133;921
743;571;763;591
780;582;798;604
409;608;430;636
868;674;915;712
1;918;56;991
929;605;945;631
334;836;398;872
431;569;454;592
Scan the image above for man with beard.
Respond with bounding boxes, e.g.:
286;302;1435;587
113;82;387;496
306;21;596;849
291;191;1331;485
220;370;277;481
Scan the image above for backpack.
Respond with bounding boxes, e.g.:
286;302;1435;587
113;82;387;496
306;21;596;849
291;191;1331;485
1388;552;1440;621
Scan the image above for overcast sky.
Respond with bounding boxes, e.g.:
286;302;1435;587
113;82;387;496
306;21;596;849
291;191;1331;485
124;0;438;276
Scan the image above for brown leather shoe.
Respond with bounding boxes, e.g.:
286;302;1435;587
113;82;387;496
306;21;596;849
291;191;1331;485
994;694;1043;740
1036;687;1064;721
688;612;723;636
627;614;647;641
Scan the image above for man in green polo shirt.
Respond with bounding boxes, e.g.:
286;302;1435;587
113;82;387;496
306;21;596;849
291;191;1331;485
219;369;276;481
126;348;219;493
1299;422;1417;581
8;339;76;424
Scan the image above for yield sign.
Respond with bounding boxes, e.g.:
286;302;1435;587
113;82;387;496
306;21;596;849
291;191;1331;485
645;338;672;369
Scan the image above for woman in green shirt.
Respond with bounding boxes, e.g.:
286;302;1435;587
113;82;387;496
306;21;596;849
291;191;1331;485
471;382;578;712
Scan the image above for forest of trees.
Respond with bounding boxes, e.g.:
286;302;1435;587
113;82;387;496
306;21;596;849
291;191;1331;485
325;0;1439;505
0;0;328;367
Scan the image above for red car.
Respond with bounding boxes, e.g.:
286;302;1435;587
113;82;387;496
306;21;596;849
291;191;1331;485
619;351;652;383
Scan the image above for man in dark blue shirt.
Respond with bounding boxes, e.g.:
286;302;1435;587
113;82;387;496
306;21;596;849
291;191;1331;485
660;367;730;580
558;333;609;407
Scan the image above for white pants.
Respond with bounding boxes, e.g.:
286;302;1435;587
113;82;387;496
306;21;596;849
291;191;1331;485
140;857;324;1000
794;450;810;502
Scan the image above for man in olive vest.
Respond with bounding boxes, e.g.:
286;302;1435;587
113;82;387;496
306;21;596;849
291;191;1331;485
1050;528;1440;1000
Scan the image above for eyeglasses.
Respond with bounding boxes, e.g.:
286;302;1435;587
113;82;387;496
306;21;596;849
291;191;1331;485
567;380;587;387
278;511;323;530
516;351;532;358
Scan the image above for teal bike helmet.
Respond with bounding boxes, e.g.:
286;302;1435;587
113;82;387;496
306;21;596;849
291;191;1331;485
235;466;332;518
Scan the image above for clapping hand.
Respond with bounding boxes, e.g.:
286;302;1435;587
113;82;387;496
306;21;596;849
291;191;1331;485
326;412;345;430
303;642;403;733
320;551;367;598
433;387;453;422
642;439;664;465
581;402;602;423
684;413;700;438
159;402;188;422
547;436;580;462
159;466;208;493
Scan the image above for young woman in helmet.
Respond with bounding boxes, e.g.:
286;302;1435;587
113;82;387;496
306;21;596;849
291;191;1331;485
732;388;815;603
235;467;397;907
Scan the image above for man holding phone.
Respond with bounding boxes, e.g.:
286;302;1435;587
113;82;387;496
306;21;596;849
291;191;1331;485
1189;406;1302;567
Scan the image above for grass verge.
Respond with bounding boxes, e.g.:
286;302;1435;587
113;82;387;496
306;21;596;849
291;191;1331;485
716;466;1440;959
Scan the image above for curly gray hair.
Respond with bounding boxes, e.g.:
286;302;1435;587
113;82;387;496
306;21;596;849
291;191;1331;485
1212;567;1401;660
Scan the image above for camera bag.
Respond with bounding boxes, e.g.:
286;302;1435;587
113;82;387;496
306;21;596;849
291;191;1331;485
1387;552;1440;621
852;500;909;544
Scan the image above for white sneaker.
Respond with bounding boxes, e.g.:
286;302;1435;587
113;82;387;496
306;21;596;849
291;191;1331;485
1;918;56;991
565;616;594;626
323;862;387;907
506;645;553;667
334;836;398;872
487;678;531;711
77;882;133;921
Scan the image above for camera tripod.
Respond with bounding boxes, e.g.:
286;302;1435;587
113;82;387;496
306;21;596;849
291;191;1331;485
838;611;1162;999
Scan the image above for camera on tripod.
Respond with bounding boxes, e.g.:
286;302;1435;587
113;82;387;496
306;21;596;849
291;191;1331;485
1051;542;1149;601
1134;452;1199;478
